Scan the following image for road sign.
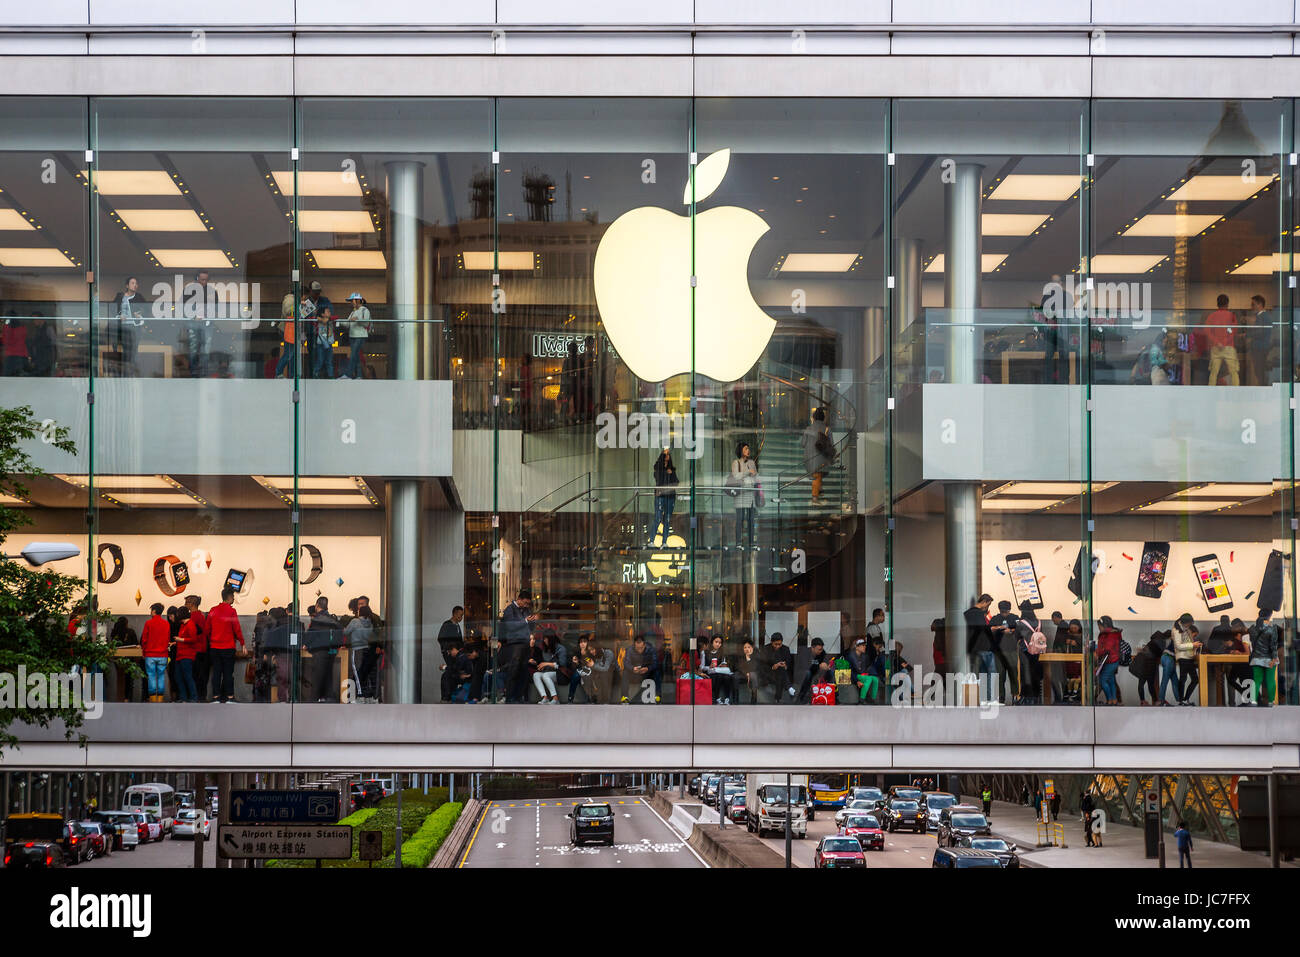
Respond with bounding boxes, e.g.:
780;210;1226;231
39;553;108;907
358;829;383;862
1044;778;1055;799
228;789;339;824
1144;790;1160;814
218;824;353;860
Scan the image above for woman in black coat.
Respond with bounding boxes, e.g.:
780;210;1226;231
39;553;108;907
1130;633;1164;705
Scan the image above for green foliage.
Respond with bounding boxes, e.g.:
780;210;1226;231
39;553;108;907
0;405;119;751
266;787;449;868
389;801;463;869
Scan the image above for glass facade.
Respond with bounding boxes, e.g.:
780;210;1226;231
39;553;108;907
2;96;1295;713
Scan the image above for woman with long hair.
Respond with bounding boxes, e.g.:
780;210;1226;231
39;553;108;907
730;441;758;550
651;445;679;545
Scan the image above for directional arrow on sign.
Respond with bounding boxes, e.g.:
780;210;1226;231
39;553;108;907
232;797;244;816
223;833;238;851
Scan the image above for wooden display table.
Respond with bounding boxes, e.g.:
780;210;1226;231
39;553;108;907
1197;652;1275;707
1038;652;1084;704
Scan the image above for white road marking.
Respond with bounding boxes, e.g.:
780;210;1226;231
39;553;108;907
637;798;709;868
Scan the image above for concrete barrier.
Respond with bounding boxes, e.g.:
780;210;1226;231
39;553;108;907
650;790;783;868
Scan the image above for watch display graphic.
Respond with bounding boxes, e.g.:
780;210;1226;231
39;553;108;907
225;567;255;596
284;543;323;585
152;555;190;596
97;542;124;584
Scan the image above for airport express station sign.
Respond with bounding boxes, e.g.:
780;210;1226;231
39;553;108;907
228;789;340;824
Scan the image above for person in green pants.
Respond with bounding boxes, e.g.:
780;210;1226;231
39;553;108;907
1249;614;1280;707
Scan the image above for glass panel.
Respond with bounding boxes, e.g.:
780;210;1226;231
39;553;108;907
890;99;1087;707
297;98;493;703
89;98;294;703
1091;98;1287;707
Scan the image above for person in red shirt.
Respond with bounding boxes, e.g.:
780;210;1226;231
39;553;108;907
206;587;247;703
175;608;204;702
1205;294;1240;387
140;603;171;702
184;594;210;701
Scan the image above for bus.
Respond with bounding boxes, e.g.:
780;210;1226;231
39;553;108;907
809;773;852;811
122;783;177;836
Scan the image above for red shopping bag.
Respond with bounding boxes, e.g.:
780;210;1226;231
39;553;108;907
675;675;712;705
811;682;836;705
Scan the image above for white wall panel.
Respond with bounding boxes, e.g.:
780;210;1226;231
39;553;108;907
694;0;892;23
892;0;1091;25
0;0;89;26
295;0;496;25
1092;0;1293;26
496;0;695;24
693;31;889;54
88;33;294;55
90;0;296;25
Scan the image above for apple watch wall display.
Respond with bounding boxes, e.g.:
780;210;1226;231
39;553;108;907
97;542;124;584
153;555;190;596
225;567;255;598
284;543;323;584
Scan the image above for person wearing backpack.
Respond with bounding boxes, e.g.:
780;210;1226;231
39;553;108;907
1014;602;1046;704
1094;615;1123;705
342;292;371;379
800;407;835;506
1130;632;1163;705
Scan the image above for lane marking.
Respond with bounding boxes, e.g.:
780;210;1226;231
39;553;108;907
458;800;491;868
638;798;709;868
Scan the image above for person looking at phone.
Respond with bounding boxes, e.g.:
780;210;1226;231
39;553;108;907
759;632;796;701
1173;614;1202;705
697;634;735;705
987;600;1021;703
499;588;539;703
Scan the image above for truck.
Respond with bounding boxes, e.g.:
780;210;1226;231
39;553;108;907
745;774;810;839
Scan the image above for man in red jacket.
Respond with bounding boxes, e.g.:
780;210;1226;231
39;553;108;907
206;587;246;703
184;594;210;702
140;603;171;703
1205;294;1240;387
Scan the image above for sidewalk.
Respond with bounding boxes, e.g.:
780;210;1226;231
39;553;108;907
985;800;1292;868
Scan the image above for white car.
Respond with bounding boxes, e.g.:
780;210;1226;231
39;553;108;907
834;799;880;828
923;792;959;828
130;811;162;842
172;808;211;840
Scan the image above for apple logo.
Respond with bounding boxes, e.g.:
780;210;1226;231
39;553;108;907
593;149;775;383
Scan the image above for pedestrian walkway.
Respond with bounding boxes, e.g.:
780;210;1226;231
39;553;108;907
985;799;1292;868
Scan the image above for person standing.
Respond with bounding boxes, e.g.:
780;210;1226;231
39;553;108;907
651;447;678;545
1174;615;1202;705
1205;294;1240;387
275;290;300;378
499;588;538;703
301;280;329;379
981;786;992;817
1249;613;1279;707
987;599;1021;702
183;270;213;378
343;605;374;701
342;292;370;379
964;593;996;683
26;314;55;376
1014;602;1045;704
1246;294;1272;386
175;607;202;702
307;598;342;702
1081;790;1097;847
205;587;246;704
184;595;210;702
1094;615;1123;705
311;302;336;379
730;442;759;551
2;313;28;376
110;276;144;374
140;603;170;702
800;408;834;506
438;606;466;660
1175;821;1194;868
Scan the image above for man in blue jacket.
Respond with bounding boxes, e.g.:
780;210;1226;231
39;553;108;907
1175;821;1193;868
499;588;538;702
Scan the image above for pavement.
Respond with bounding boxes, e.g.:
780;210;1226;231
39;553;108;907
458;796;707;868
983;800;1294;868
77;831;219;869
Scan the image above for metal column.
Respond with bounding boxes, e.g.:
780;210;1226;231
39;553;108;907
385;160;425;705
942;164;984;673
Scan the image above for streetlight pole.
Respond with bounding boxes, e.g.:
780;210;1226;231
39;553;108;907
784;772;792;869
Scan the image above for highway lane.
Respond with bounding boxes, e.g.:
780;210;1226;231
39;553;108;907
757;814;938;868
460;796;707;868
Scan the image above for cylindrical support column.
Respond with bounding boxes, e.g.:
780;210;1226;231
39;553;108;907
942;164;984;675
385;161;425;705
895;237;923;336
1268;773;1280;868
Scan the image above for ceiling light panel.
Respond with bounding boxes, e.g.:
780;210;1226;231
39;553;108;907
147;249;233;269
1084;254;1168;274
979;498;1065;510
777;253;861;272
1164;174;1277;203
986;175;1081;202
460;251;536;271
1121;213;1221;237
271;171;363;197
92;170;184;196
0;209;36;230
924;254;1008;274
981;213;1051;236
298;210;376;233
310;249;387;270
0;248;76;268
114;208;209;232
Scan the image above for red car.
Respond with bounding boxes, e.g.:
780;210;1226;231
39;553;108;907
78;821;111;859
814;835;867;869
839;813;885;851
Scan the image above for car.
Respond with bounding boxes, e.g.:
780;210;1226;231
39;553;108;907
888;785;924;803
173;808;212;840
835;799;880;828
958;835;1020;867
3;813;83;866
568;802;615;846
850;786;885;806
125;811;160;843
936;806;993;847
923;791;960;828
175;790;196;810
839;813;885;851
62;821;93;865
881;798;927;833
90;811;139;851
814;836;867;869
932;847;1005;869
78;821;112;859
4;840;65;869
725;794;748;823
721;783;744;807
701;775;724;807
360;781;385;804
687;775;702;796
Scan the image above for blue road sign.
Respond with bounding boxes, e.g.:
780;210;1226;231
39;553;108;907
228;790;340;824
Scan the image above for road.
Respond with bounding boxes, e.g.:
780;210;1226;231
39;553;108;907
76;831;220;869
757;811;939;868
459;796;707;868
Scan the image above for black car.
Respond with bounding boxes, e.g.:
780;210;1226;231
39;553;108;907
936;806;993;847
932;847;1004;869
568;802;615;846
701;776;724;807
958;835;1020;867
4;840;65;869
688;775;702;796
888;785;924;803
881;798;927;833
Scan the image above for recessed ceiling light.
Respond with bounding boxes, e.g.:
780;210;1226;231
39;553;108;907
56;474;174;489
1084;254;1168;274
777;253;860;273
0;247;75;268
1165;174;1277;203
1122;213;1221;237
295;493;378;507
1177;483;1273;498
987;481;1117;497
271;171;363;197
298;210;376;233
461;251;535;270
255;475;366;491
115;208;208;232
1229;254;1289;275
982;213;1051;236
980;498;1064;510
0;209;35;231
987;175;1080;202
0;493;30;505
109;492;205;507
148;249;233;269
924;253;1008;274
1134;499;1243;513
310;249;387;270
92;170;183;196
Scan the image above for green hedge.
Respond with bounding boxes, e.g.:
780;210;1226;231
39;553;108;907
266;789;447;868
382;801;463;868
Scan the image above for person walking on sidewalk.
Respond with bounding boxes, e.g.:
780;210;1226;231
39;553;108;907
1175;821;1194;868
981;786;992;817
1081;790;1097;847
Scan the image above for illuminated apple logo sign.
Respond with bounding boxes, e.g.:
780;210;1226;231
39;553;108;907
594;149;775;383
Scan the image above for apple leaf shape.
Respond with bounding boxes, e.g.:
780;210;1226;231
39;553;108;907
683;148;731;205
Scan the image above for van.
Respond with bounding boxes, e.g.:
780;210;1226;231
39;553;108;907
123;783;177;836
